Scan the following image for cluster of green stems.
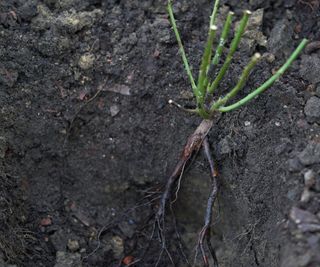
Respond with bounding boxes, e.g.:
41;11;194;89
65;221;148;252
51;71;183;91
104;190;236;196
167;0;307;119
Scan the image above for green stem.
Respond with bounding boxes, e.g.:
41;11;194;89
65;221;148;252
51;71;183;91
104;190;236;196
210;0;220;27
197;25;218;103
197;0;220;104
211;52;261;111
218;38;308;112
210;11;234;67
208;10;251;94
167;0;198;97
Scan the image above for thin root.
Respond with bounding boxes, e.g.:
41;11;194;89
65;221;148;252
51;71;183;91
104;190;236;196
195;137;219;267
152;119;216;265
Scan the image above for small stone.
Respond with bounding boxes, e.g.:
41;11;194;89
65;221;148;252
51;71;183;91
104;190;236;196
305;41;320;54
153;49;160;58
110;236;124;258
268;18;293;56
300;55;320;84
56;9;103;34
217;137;232;156
304;96;320;122
264;52;275;63
67;239;80;252
298;142;320;165
151;18;171;44
244;121;251;126
306;84;316;93
290;207;319;225
102;84;131;96
110;105;120;117
304;169;315;188
180;90;194;100
51;229;68;252
241;9;267;52
287;157;303;172
300;188;311;203
285;9;293;20
78;53;95;70
18;0;38;21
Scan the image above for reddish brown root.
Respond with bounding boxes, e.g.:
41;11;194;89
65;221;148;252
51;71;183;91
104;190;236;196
151;118;222;266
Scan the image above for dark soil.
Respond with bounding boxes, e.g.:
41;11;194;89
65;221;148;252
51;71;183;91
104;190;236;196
1;0;320;266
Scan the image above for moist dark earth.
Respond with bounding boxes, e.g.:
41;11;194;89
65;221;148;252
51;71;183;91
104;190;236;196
1;0;320;266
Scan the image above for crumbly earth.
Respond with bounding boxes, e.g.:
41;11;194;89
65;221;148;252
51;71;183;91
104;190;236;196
0;0;320;266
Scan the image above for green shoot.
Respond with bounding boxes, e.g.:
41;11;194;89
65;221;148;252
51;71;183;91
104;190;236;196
197;24;217;104
210;11;234;68
197;0;220;103
210;52;261;111
167;0;197;96
167;0;307;119
208;10;252;94
218;39;308;112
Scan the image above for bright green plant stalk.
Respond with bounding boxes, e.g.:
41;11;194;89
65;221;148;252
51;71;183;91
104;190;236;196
218;38;308;112
208;10;252;94
203;11;234;92
200;0;220;77
210;11;234;68
210;52;261;111
209;0;220;27
197;0;220;108
167;0;197;97
197;24;218;104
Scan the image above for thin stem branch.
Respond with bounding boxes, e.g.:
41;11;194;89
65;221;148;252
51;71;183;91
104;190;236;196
204;11;233;95
218;38;308;112
197;0;220;110
167;0;197;96
210;0;220;27
210;52;261;111
208;10;252;94
168;99;199;114
197;24;218;101
210;11;234;68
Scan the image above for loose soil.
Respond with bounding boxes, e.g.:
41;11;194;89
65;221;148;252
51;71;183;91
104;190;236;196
1;0;320;266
